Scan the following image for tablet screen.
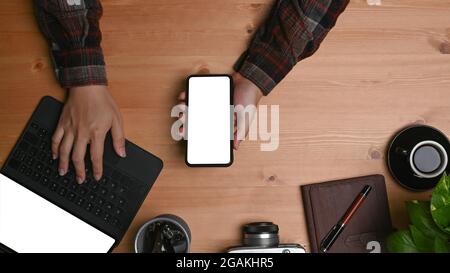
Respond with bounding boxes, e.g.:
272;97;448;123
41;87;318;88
0;173;115;253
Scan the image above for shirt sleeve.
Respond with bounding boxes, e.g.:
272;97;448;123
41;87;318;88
234;0;349;95
33;0;107;89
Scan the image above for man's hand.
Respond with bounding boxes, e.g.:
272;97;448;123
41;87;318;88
232;73;263;149
52;86;125;184
176;73;263;150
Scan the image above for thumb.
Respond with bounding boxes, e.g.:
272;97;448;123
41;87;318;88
111;118;126;158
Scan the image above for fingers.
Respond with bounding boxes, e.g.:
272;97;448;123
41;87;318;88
178;109;186;138
234;111;246;150
233;112;239;150
177;91;186;138
178;91;186;101
51;126;64;159
58;132;74;176
72;136;88;184
57;128;106;183
111;117;126;158
90;132;105;181
234;136;241;150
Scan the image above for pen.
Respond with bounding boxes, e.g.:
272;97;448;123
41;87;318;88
320;185;372;253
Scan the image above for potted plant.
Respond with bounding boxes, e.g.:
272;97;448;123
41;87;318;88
387;173;450;252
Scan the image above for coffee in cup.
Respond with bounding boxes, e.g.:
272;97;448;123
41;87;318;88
407;140;448;179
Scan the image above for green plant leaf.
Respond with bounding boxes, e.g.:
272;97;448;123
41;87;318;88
431;173;450;234
409;225;434;252
406;200;450;240
387;230;420;253
434;237;450;253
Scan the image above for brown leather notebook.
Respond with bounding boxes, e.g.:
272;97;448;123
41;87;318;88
301;175;393;253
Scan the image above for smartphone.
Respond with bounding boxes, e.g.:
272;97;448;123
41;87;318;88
185;75;233;167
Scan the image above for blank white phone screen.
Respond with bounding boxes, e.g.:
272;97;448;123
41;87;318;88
187;76;231;165
0;173;115;253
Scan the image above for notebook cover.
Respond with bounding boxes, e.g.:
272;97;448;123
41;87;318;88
301;174;393;253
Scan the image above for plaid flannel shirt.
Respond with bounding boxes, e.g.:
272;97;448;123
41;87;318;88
235;0;349;95
33;0;348;93
33;0;107;89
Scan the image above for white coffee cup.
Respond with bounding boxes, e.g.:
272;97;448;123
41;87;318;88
409;140;448;179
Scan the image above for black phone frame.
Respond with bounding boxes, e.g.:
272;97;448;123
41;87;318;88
185;74;234;167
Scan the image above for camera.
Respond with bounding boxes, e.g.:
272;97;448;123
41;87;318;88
226;222;306;253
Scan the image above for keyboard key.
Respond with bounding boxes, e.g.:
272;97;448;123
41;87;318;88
24;156;34;167
29;147;38;157
85;202;94;212
100;177;108;185
39;141;48;150
17;151;26;161
32;172;41;182
114;208;122;215
23;132;38;145
110;181;117;189
103;213;111;223
62;177;70;186
50;182;58;192
70;183;78;191
94;208;103;216
79;187;88;196
44;167;52;176
108;193;116;200
112;218;120;227
118;186;127;194
25;168;33;177
31;122;38;129
68;192;76;201
96;198;105;206
35;162;44;172
118;198;126;207
58;187;67;197
76;197;85;206
88;193;96;201
100;187;108;195
90;183;99;191
19;165;27;174
52;171;61;180
7;158;20;170
40;176;49;186
38;128;47;137
105;202;113;211
48;157;56;166
13;149;21;158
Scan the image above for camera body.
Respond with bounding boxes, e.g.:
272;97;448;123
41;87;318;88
226;222;306;253
227;244;306;253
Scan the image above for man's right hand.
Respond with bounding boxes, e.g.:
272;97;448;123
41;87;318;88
232;73;263;150
52;85;126;184
176;73;263;150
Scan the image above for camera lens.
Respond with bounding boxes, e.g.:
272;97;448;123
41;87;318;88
243;222;279;247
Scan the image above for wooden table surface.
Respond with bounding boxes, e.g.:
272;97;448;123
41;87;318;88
1;0;449;252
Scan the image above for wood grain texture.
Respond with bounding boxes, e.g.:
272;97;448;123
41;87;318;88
1;0;449;252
